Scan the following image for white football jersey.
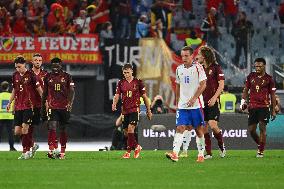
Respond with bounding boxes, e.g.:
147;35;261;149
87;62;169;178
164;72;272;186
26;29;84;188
176;62;207;109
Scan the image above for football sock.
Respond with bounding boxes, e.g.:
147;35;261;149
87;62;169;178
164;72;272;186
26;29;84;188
258;142;265;153
173;133;183;155
182;130;192;151
196;135;205;157
60;131;67;153
54;139;58;149
127;133;137;152
48;129;57;151
204;133;212;155
28;126;34;149
22;134;29;153
250;131;260;145
214;131;225;151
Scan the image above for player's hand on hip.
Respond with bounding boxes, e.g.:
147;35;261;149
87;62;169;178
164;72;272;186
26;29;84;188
112;104;117;111
146;110;152;120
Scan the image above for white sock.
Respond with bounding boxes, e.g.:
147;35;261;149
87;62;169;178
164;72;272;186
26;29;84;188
173;133;184;155
196;135;205;157
182;130;192;152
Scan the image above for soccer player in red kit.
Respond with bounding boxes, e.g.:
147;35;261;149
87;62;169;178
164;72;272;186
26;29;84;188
6;56;42;159
28;53;48;157
197;46;226;159
112;63;152;159
241;58;276;158
41;57;75;159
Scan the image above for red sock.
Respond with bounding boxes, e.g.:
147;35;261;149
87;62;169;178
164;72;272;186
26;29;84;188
60;131;67;153
258;142;265;152
28;126;34;148
128;133;137;150
54;139;58;149
204;133;212;155
48;129;57;151
214;131;225;151
22;134;29;153
250;131;260;145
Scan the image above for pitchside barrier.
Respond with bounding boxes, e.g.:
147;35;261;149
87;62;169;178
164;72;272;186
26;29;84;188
138;113;284;150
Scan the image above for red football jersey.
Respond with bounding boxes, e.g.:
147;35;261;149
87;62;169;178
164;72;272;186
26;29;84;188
44;71;74;109
30;69;48;108
116;78;146;114
245;72;276;109
12;70;39;110
202;63;225;104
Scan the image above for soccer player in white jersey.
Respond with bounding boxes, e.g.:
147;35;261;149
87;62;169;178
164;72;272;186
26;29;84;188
166;46;207;162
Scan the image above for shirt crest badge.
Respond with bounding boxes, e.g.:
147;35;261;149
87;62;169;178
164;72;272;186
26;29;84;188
61;78;65;82
209;69;212;75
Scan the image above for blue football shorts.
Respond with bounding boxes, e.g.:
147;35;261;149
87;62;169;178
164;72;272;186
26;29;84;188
176;108;205;128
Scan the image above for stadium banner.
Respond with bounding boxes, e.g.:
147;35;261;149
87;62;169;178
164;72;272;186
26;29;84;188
103;38;181;113
0;34;102;64
138;113;284;150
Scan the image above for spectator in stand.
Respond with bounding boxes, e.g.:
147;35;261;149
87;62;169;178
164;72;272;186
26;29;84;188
0;7;11;35
132;0;152;18
201;7;220;51
47;3;66;34
86;5;97;34
79;0;89;12
151;1;173;41
150;19;163;38
206;0;222;12
135;14;149;38
185;30;203;50
222;0;239;33
118;0;132;38
26;0;47;35
231;11;254;69
151;95;168;114
12;9;28;34
99;21;114;48
278;2;284;24
92;0;110;33
74;9;90;34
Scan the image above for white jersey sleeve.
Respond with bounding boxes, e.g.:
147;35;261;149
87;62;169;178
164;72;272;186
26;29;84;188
196;63;207;82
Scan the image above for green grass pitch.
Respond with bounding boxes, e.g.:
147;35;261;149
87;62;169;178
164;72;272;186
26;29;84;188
0;150;284;189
